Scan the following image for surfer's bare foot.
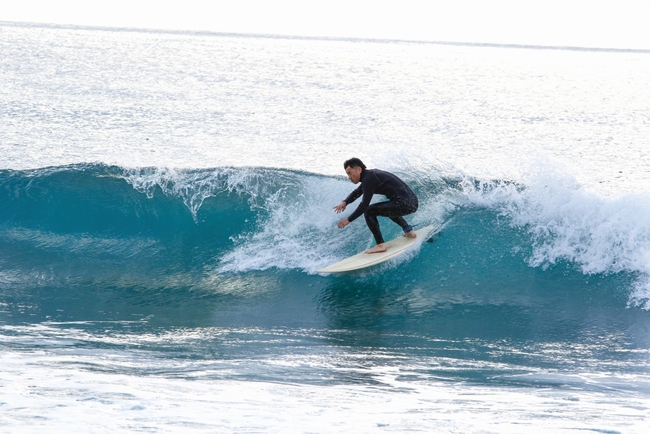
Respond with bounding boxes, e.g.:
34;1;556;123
404;230;417;239
365;244;387;254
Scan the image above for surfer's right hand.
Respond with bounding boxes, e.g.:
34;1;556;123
333;201;346;213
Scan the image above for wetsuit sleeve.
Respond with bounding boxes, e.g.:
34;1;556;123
343;185;363;206
346;173;379;222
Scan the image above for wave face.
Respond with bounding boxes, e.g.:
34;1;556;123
1;164;649;346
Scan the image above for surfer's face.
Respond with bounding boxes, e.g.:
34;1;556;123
345;166;362;184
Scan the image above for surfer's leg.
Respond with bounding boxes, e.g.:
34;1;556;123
363;207;388;253
364;200;416;246
392;198;418;237
387;217;416;238
368;200;417;235
389;215;409;231
364;205;385;245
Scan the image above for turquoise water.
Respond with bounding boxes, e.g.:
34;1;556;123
2;165;649;415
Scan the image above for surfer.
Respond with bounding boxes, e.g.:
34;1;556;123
334;158;419;254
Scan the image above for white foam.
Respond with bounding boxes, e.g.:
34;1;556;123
218;175;361;273
463;160;650;308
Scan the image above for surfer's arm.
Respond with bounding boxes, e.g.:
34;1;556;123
343;185;363;205
346;176;378;222
335;185;362;215
346;193;371;222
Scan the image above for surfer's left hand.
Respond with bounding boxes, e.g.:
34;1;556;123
337;219;350;229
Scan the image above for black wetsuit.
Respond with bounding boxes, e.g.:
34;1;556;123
343;169;419;244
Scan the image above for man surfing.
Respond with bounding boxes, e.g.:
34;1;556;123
334;158;419;254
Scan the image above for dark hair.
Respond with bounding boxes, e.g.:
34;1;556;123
343;158;366;170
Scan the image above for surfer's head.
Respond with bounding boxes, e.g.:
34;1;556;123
343;158;366;171
344;158;366;184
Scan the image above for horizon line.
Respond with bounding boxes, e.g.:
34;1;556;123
2;20;650;55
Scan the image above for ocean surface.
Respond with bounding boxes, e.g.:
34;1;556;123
1;22;650;433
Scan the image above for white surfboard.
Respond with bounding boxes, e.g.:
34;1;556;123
317;224;440;273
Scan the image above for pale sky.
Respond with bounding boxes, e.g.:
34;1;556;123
2;0;650;49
